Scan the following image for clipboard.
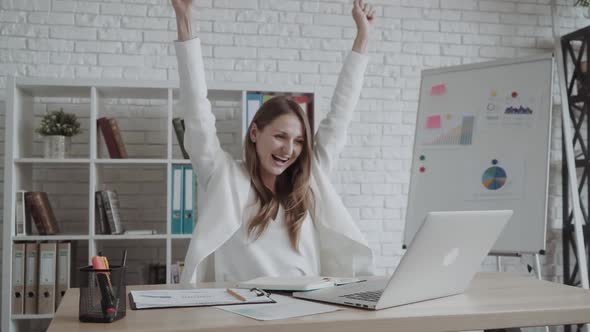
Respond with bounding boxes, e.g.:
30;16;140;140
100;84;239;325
129;288;275;310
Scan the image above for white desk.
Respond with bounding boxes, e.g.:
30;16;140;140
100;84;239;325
47;272;590;332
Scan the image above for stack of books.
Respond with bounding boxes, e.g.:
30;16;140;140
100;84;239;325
97;117;128;158
94;190;124;235
15;191;60;236
11;241;73;315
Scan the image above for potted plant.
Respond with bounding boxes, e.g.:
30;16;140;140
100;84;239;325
36;108;82;159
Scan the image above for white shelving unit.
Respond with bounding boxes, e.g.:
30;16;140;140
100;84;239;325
1;77;316;332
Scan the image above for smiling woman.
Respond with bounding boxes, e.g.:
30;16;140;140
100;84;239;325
171;0;378;284
244;96;314;251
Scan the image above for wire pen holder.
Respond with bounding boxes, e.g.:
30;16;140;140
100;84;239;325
78;265;126;323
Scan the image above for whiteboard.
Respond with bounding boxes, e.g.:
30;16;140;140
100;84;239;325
404;54;554;255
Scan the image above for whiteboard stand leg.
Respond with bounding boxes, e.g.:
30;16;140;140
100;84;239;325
534;253;543;280
496;256;502;272
533;254;550;332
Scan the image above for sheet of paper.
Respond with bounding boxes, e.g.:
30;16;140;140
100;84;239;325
130;288;272;309
216;294;340;321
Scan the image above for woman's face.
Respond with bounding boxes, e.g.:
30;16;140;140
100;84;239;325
250;113;305;185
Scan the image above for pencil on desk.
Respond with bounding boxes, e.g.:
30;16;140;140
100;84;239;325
226;288;246;301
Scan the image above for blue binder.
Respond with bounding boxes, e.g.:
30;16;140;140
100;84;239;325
171;164;183;234
182;165;196;234
246;93;262;129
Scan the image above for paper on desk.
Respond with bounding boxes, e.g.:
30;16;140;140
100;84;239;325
216;294;340;321
130;288;273;309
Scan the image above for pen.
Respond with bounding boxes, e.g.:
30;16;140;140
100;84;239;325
225;288;246;301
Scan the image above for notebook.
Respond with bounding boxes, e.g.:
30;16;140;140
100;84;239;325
129;288;274;310
236;276;363;292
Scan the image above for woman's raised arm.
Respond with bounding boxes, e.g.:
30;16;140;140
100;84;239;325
314;0;376;172
172;0;227;189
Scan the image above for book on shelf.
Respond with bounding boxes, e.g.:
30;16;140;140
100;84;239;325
24;192;60;235
245;92;313;132
94;191;111;235
289;95;313;141
97;117;128;158
15;190;32;236
172;117;189;159
170;261;184;284
148;263;166;284
98;190;124;234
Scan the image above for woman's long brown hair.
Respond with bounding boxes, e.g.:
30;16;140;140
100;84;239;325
244;96;314;252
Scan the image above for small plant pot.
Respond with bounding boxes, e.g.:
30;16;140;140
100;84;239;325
44;135;72;159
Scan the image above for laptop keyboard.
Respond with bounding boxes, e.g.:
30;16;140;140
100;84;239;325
339;289;383;302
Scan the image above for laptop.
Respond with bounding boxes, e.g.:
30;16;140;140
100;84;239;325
293;210;513;310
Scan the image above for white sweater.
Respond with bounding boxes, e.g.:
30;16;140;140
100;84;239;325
175;38;374;284
215;186;321;282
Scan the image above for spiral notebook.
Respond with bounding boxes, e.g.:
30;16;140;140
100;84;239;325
129;288;274;310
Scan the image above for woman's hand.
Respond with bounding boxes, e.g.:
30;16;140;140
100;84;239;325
351;0;376;53
171;0;193;41
171;0;192;16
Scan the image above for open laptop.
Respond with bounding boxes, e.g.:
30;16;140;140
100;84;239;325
293;210;513;310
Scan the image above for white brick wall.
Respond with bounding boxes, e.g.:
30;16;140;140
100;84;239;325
2;1;590;328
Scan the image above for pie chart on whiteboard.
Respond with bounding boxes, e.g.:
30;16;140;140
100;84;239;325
481;166;507;190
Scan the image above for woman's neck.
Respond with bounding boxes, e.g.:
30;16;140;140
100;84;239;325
261;174;276;194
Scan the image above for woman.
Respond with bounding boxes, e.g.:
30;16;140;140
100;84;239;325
172;0;377;284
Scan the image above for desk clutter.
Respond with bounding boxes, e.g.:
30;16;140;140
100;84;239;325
79;251;127;323
11;241;72;315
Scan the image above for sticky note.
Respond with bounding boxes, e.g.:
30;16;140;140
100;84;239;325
430;83;446;96
426;115;441;129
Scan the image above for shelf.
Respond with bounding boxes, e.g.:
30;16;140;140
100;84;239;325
11;314;54;320
12;235;90;241
3;77;318;332
94;158;167;165
171;234;193;239
171;159;191;164
94;234;168;240
15;158;91;164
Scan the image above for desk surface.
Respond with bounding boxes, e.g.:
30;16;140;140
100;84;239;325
47;272;590;332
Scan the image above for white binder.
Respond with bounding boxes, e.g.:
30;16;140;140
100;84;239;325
24;242;39;314
11;243;26;315
38;242;57;314
56;242;71;308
